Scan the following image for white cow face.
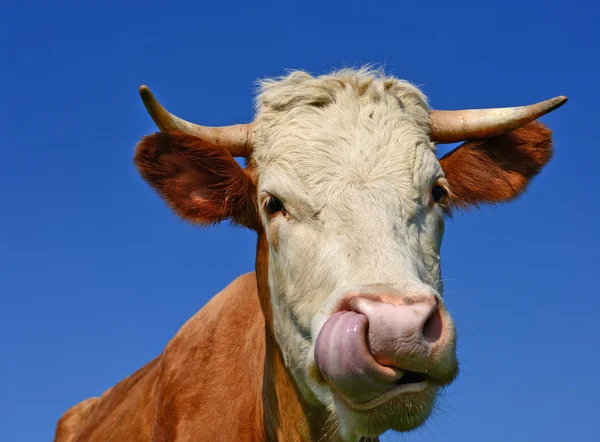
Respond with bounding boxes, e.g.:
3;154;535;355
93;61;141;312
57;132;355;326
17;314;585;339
252;69;458;439
134;66;556;441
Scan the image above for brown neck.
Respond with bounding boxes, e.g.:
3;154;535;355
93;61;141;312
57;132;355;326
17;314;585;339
255;232;335;441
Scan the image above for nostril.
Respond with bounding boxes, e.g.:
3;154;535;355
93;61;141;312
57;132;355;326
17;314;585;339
422;307;443;343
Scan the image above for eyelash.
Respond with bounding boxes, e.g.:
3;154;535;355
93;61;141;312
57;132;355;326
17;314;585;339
263;196;286;217
432;185;446;203
431;182;452;215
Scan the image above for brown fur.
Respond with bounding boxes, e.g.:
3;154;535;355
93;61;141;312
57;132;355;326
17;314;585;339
55;398;100;442
56;122;554;441
440;122;553;211
56;356;161;441
55;272;337;442
134;132;259;229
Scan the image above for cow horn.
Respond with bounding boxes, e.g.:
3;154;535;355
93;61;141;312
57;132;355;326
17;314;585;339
139;85;254;157
430;96;568;143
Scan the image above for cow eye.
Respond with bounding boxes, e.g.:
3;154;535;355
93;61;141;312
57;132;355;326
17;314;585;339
432;185;446;203
264;196;285;216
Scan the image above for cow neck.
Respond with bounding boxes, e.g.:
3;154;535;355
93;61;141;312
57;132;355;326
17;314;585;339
254;232;335;441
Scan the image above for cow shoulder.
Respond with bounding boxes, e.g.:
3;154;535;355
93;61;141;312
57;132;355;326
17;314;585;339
152;272;267;441
54;397;99;442
55;356;162;442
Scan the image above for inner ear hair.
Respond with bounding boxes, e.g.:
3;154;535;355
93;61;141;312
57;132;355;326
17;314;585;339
134;132;259;229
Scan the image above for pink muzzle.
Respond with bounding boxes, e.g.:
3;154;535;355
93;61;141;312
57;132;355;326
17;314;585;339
314;292;456;405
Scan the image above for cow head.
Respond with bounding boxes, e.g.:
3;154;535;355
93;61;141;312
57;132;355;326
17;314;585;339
133;68;565;440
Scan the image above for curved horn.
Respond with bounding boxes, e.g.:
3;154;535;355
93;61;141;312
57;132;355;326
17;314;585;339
139;85;254;157
430;96;568;143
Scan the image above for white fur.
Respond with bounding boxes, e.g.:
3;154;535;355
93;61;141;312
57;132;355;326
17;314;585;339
252;67;448;440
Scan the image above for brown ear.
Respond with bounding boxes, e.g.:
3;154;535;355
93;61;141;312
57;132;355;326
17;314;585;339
439;121;553;211
134;132;258;229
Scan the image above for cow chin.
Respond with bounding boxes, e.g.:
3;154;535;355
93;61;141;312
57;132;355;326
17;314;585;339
307;360;442;440
334;382;439;439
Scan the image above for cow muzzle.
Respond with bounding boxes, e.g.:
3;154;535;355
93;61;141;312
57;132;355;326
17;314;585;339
314;290;458;410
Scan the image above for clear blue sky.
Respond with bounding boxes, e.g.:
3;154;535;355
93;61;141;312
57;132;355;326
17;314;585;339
1;1;598;441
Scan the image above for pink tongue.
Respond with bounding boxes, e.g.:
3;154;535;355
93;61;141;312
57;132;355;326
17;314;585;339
314;311;404;403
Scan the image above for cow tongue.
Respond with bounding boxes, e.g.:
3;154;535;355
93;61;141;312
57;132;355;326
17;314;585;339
314;311;405;404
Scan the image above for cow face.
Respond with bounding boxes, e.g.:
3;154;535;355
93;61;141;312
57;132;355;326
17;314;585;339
251;70;456;438
134;68;554;440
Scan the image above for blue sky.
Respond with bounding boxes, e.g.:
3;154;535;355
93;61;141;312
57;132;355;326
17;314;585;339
1;0;598;440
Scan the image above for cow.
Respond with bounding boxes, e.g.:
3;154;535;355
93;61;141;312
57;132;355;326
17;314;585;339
55;67;566;442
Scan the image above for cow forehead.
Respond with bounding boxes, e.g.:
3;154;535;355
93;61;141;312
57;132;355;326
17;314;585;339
251;68;441;203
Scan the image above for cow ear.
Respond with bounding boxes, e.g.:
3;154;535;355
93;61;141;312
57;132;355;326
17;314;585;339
439;121;553;211
134;132;259;229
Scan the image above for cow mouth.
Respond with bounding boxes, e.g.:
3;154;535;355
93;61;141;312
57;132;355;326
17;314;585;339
338;371;431;411
396;371;428;385
314;311;437;410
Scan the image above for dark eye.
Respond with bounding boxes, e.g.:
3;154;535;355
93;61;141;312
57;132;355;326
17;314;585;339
432;185;446;203
264;196;285;216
